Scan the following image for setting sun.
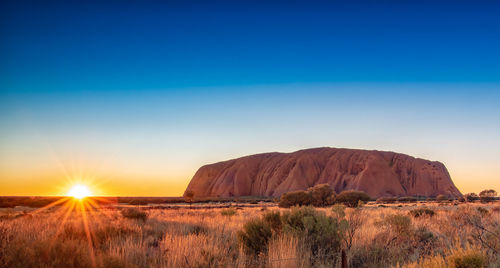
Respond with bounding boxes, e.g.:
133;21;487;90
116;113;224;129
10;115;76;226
67;184;92;199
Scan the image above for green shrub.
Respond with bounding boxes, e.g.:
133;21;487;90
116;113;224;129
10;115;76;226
449;248;486;268
410;207;435;218
238;206;343;262
281;206;342;257
263;211;282;233
121;208;148;221
414;226;436;245
335;191;371;208
237;218;272;255
220;208;237;216
308;184;336;207
279;190;312;208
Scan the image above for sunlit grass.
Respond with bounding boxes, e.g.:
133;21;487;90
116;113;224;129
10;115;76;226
0;201;498;267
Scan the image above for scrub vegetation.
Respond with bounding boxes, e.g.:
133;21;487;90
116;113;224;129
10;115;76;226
0;197;499;267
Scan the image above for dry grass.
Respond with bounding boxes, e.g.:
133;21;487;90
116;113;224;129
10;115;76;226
0;200;499;268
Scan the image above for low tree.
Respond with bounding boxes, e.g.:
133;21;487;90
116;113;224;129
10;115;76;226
335;191;371;208
479;189;497;197
465;193;480;202
279;190;312;208
308;184;336;207
479;189;497;203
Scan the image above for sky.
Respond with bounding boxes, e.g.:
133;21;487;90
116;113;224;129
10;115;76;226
1;0;499;196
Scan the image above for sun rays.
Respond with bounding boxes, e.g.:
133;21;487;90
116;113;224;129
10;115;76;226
28;184;117;268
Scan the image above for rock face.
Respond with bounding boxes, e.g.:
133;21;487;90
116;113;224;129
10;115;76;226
184;147;462;198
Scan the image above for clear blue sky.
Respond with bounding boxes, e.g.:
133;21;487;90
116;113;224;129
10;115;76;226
1;0;499;196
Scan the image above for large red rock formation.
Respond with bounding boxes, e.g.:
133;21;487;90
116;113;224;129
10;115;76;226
184;147;462;198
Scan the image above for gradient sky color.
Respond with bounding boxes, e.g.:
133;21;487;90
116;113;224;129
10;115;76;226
1;0;499;196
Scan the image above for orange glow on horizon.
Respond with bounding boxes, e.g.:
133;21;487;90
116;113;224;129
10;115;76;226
1;162;498;197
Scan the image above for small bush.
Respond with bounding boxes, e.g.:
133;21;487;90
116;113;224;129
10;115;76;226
184;190;195;205
238;206;343;262
220;208;237;216
279;190;312;208
237;218;272;255
121;208;148;221
335;191;371;208
263;211;282;233
476;207;488;215
281;206;343;259
448;248;486;268
410;207;435;218
383;214;413;235
414;226;436;245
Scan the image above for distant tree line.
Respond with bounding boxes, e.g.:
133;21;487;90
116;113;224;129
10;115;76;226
278;184;499;208
464;189;498;203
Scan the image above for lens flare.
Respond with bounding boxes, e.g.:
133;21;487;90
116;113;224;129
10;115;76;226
67;184;92;199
